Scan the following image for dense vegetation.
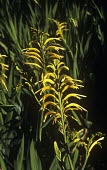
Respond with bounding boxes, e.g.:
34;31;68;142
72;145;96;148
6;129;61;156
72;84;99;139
0;0;106;169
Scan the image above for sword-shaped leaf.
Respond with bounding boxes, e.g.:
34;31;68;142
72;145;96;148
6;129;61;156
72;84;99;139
0;153;7;170
67;110;82;125
49;157;62;170
14;135;24;170
30;140;42;170
73;148;79;169
54;141;61;161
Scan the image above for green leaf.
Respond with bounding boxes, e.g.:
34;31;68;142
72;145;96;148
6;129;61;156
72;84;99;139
42;114;54;128
0;104;15;109
72;110;82;126
30;140;42;170
49;157;62;170
52;1;58;17
64;154;74;170
0;153;7;170
33;0;40;6
84;34;92;54
73;148;79;168
0;42;8;53
14;135;24;170
54;141;61;161
22;88;32;97
0;113;4;128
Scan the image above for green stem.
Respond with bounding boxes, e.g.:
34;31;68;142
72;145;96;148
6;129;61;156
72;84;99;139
81;152;89;170
68;154;74;170
58;86;74;170
58;90;67;144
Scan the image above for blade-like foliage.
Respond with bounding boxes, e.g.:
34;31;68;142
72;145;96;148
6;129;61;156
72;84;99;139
0;0;105;169
30;140;42;170
14;135;24;170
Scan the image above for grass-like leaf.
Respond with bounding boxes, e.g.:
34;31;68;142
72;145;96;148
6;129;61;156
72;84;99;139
30;140;42;170
14;135;24;170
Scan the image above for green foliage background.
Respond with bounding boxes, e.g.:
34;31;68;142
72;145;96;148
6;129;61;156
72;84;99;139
0;0;106;169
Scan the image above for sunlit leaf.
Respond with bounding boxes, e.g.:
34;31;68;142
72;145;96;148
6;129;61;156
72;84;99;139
54;141;61;161
70;18;78;27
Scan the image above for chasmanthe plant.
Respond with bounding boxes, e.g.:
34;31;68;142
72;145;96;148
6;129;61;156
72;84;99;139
22;20;104;170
